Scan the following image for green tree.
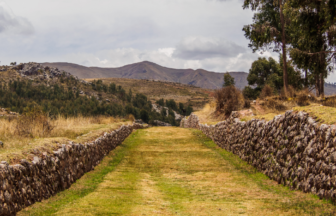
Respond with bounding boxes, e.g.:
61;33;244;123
286;0;336;97
140;109;149;123
156;98;164;106
247;56;302;96
243;0;290;94
223;72;235;87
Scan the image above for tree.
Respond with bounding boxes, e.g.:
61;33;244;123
223;72;235;87
156;98;164;106
286;0;336;97
247;56;302;96
243;0;290;95
140;109;149;123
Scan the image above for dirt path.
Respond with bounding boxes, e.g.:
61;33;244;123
19;127;336;215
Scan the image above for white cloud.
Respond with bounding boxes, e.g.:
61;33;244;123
0;2;34;35
173;37;246;60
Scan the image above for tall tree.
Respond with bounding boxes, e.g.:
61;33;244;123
223;72;235;87
286;0;336;97
246;56;302;96
243;0;290;95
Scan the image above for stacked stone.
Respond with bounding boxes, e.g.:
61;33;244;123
0;123;146;215
181;111;336;202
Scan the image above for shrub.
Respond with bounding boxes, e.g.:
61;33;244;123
260;85;274;99
214;86;244;116
127;114;135;122
243;99;251;109
242;86;258;100
323;97;336;107
263;98;287;111
16;109;55;137
296;89;312;106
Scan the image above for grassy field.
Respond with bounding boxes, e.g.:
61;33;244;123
0;115;130;163
195;100;336;126
85;77;213;110
19;127;336;215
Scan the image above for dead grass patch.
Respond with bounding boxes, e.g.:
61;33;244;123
0;115;127;163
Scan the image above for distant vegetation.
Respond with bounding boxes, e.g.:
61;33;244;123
156;98;193;116
0;77;189;126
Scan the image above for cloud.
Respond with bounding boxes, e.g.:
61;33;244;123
0;2;34;35
173;37;246;60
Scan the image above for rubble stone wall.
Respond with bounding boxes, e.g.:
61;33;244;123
0;123;146;215
181;111;336;201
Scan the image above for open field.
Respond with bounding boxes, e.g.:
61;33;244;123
0;115;130;164
19;127;336;215
85;77;214;110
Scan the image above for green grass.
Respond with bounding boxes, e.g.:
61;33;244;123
18;130;142;216
192;129;336;215
19;127;336;216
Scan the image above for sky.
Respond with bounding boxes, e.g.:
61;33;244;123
0;0;335;81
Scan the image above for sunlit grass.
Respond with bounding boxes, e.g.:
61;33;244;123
19;127;336;215
0;115;130;163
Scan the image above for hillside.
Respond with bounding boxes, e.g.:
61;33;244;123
84;77;213;110
42;61;249;90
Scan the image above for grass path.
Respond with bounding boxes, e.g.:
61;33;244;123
19;127;336;215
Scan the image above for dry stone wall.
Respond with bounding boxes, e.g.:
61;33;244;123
181;111;336;202
0;123;146;215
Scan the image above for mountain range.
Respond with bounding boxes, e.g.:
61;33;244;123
42;61;248;90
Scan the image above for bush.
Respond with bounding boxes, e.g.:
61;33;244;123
243;99;251;109
16;107;55;137
214;86;244;116
296;89;312;106
263;98;287;111
260;85;274;99
243;86;258;99
127;114;135;122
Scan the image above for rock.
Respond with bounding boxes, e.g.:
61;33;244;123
180;110;336;202
135;119;145;124
153;120;171;127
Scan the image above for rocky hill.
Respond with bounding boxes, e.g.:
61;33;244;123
42;61;248;90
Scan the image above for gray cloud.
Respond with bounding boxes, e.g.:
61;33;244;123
0;3;34;35
173;37;246;60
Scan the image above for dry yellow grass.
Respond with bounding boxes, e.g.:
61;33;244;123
195;101;336;126
0;115;130;163
193;101;225;125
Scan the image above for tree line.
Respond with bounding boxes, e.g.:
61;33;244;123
0;79;190;126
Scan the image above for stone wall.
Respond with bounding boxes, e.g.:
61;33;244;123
0;123;146;215
181;111;336;201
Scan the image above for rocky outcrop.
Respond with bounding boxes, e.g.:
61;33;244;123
152;104;183;121
181;111;336;202
0;123;146;215
18;62;75;80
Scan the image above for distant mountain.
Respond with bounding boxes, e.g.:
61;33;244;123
42;61;248;90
